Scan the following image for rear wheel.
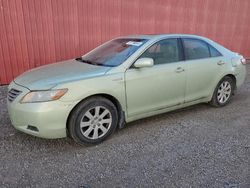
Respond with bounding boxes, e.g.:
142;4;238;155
210;76;235;107
68;96;118;144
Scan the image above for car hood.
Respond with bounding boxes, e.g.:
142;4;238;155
14;59;111;90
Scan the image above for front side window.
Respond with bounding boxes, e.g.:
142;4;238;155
77;38;148;67
183;38;210;60
140;38;180;65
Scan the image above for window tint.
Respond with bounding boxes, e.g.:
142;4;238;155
183;39;210;60
209;45;222;57
140;39;180;65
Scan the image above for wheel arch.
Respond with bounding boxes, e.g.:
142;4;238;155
66;93;126;137
209;73;237;101
224;74;236;89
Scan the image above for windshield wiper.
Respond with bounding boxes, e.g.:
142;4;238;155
75;57;113;67
75;57;94;65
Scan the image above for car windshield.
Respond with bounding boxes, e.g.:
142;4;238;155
76;38;148;67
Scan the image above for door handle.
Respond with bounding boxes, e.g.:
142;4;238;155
175;67;185;73
217;60;225;65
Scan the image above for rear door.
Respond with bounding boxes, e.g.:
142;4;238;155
182;38;224;102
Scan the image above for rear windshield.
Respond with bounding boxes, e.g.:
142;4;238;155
79;38;148;67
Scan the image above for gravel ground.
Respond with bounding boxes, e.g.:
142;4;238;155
0;65;250;188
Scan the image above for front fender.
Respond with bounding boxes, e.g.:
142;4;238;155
57;73;127;117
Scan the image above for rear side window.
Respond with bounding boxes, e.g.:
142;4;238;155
183;38;210;60
209;45;222;57
140;38;180;65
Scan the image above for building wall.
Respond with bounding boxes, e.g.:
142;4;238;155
0;0;250;84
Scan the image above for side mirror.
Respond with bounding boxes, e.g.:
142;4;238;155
133;58;154;68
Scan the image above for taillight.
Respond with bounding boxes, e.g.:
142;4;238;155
241;58;247;65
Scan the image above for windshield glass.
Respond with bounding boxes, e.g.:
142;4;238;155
78;38;148;67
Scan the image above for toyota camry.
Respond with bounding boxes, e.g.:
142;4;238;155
7;34;246;144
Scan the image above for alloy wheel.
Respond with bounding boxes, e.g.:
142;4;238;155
80;106;112;140
217;81;232;104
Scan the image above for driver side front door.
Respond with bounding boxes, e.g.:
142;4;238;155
125;38;186;118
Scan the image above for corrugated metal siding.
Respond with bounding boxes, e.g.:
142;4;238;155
0;0;250;84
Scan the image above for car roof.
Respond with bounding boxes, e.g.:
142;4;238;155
122;34;208;40
117;34;232;56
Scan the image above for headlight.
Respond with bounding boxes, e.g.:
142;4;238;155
21;89;68;103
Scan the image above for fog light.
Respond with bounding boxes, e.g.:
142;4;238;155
27;125;39;132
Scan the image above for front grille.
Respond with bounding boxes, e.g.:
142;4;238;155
8;88;22;102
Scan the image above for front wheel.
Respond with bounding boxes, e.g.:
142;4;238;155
210;76;235;107
68;97;118;144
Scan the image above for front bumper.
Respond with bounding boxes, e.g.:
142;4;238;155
7;82;77;139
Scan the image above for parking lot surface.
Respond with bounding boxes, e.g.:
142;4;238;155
0;65;249;188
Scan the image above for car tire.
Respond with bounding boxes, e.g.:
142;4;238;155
68;96;118;145
210;76;235;107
